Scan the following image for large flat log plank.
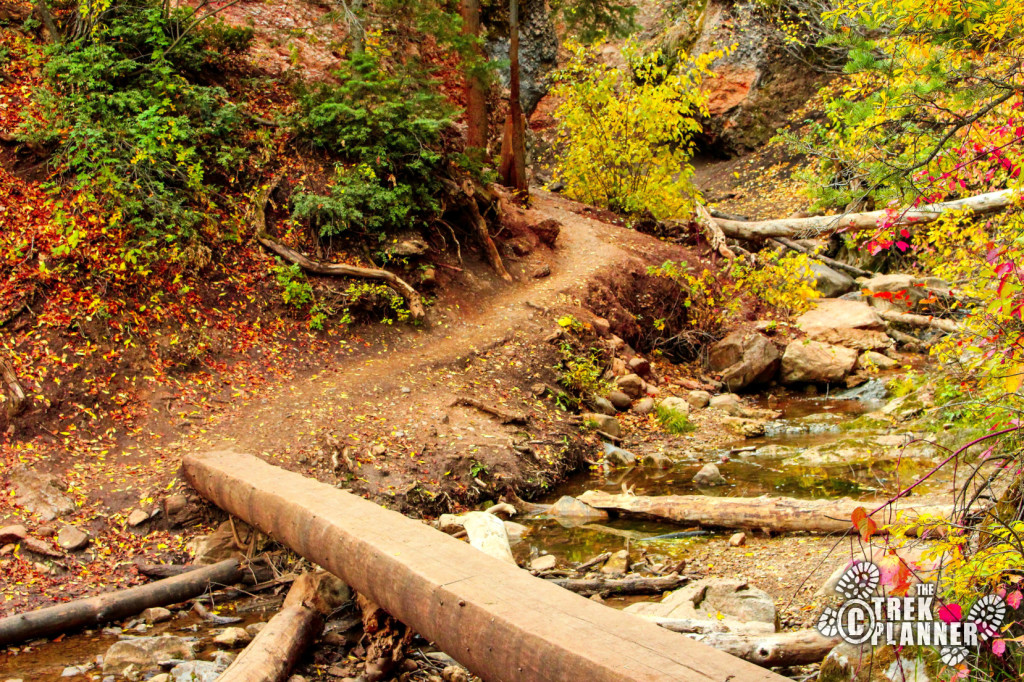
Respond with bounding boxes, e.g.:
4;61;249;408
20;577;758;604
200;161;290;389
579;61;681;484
183;450;784;682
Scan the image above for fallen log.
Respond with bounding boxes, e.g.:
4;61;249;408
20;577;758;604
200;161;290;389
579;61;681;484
184;450;784;682
687;630;840;667
876;309;958;333
136;561;276;584
694;204;736;259
645;617;771;635
451;397;528;424
711;188;1019;240
546;573;689;597
770;237;872;279
577;491;956;536
0;559;243;646
219;571;350;682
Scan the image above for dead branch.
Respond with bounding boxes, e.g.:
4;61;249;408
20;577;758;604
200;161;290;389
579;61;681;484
693;204;736;259
451;397;528;424
462;181;513;282
546;573;689;597
0;559;244;646
876;309;958;333
687;630;840;667
251;176;425;321
770;237;872;278
219;571;350;682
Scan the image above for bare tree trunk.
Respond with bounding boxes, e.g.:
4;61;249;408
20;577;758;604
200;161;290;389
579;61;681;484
877;309;958;333
770;237;872;278
219;572;350;682
688;630;840;667
183;450;786;682
34;0;58;43
547;574;689;597
461;0;487;160
0;559;243;647
710;188;1018;240
577;491;956;536
498;0;528;194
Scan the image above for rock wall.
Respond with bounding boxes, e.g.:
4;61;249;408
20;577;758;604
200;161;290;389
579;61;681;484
484;0;560;116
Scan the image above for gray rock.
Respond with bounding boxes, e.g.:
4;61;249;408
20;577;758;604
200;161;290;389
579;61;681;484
692;463;727;487
213;626;251;648
708;393;742;412
687;390;711;409
614;373;645;399
809;262;855;298
657;396;691;418
624;577;776;626
169;660;227;682
781;340;859;384
589;397;616;416
57;525;89;552
858;350;898;370
461;512;515;564
581;413;620;438
485;0;558;116
606;390;632;411
641;452;672;469
602;442;636;468
721;416;767;438
388;238;429;257
632;397;655;415
102;636;194;675
795;299;891;350
710;331;781;391
9;466;75;521
627;357;651;377
600;549;629;575
245;623;266;638
141;607;172;624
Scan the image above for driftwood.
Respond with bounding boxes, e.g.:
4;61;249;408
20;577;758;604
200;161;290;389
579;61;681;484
251;176;425;321
0;559;243;646
770;237;872;278
219;572;350;682
184;450;784;682
693;204;736;259
451;397;528;424
709;188;1018;240
687;630;840;667
877;309;958;333
577;491;956;536
547;573;689;597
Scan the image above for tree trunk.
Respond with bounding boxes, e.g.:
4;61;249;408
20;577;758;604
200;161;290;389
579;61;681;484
577;491;956;536
34;0;58;43
498;0;528;194
876;309;958;333
219;572;350;682
0;559;243;647
687;630;840;667
461;185;514;282
710;188;1018;240
547;573;689;597
770;237;872;278
461;0;487;159
183;450;785;682
1;360;28;420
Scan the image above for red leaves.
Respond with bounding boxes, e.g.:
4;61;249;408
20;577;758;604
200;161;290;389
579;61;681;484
852;506;878;542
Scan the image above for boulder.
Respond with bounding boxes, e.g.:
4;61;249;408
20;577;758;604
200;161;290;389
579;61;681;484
127;509;150;527
591;316;611;337
614;374;645;399
606;391;632;411
57;525;90;552
532;218;561;247
581;413;620;438
708;393;742;412
142;607;173;625
503;521;529;545
530;555;557;571
602;442;636;468
809;263;855;298
641;452;673;469
190;520;246;564
861;273;951;313
0;525;27;546
722;417;766;438
627;357;651;377
795;299;891;351
709;331;780;391
624;577;776;627
461;512;516;564
687;390;711;409
213;627;251;648
9;466;76;521
632;397;655;415
692;463;727;487
858;350;898;371
546;496;609;524
589;397;616;416
169;660;228;682
102;636;195;675
781;340;859;384
657;397;691;418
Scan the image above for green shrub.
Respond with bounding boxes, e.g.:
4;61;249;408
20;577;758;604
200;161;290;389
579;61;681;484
556;342;610;408
17;2;248;248
273;262;313;308
655;403;696;434
290;52;454;239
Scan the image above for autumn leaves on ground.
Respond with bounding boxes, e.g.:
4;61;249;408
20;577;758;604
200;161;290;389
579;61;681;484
3;0;1024;681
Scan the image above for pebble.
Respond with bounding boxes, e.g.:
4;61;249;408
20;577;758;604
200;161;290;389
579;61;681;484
729;532;747;547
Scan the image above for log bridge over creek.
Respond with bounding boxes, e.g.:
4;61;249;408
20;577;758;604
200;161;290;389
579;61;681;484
183;450;786;682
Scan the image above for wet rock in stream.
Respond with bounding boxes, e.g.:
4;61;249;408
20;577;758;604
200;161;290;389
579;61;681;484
102;636;195;675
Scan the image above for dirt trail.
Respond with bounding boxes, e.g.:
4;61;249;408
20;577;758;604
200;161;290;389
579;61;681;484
185;192;641;457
